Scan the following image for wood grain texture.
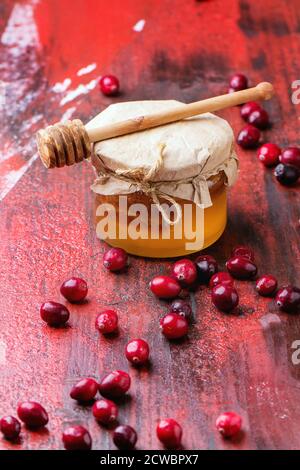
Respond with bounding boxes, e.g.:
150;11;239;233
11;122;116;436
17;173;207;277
0;0;300;450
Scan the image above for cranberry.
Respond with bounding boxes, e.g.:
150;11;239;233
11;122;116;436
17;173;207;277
62;425;92;450
156;418;182;449
103;247;128;272
40;301;70;327
160;313;188;339
275;286;300;313
195;254;218;284
17;401;48;428
257;143;281;167
229;73;248;92
216;412;242;437
99;74;120;96
150;275;181;299
125;339;150;366
237;125;260;149
113;425;137;450
99;370;131;398
0;416;21;440
95;309;118;334
171;259;197;287
256;275;278;296
60;277;88;303
279;147;300;169
248;108;269;129
92;399;118;425
70;378;98;402
240;102;261;121
226;256;257;280
211;284;239;312
170;299;193;322
231;245;255;261
274;163;299;185
209;272;234;289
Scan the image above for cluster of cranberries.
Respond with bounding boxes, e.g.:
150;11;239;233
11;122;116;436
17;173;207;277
0;401;49;442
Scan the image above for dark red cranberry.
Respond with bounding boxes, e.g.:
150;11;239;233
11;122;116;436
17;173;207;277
171;259;197;287
62;425;92;450
211;284;239;312
99;74;119;96
60;277;88;303
209;272;234;289
17;402;48;428
70;378;98;402
226;256;257;280
160;313;188;339
275;286;300;313
257;143;281;167
240;102;261;121
150;275;181;299
92;399;118;425
256;275;278;296
103;247;128;272
274;163;299;185
216;412;242;437
40;301;70;327
195;254;218;284
95;309;118;334
113;425;137;450
156;418;182;449
170;299;193;322
99;370;131;398
125;339;150;365
248;108;269;129
279;147;300;169
237;125;260;149
229;73;248;92
0;416;21;440
231;245;255;261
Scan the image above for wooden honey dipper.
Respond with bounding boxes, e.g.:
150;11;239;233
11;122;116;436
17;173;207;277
36;82;274;169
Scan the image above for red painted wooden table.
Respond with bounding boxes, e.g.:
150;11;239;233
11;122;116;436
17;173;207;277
1;0;300;451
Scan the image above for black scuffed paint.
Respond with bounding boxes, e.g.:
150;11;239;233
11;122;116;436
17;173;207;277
238;0;257;38
251;51;267;71
238;0;290;38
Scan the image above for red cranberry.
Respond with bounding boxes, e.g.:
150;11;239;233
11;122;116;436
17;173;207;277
274;163;299;185
171;259;197;287
62;425;92;450
170;299;193;322
248;108;269;129
240;102;261;121
231;245;255;261
229;73;248;92
95;309;118;334
103;247;128;272
226;256;257;280
216;412;242;437
40;301;70;327
113;425;137;450
160;313;188;339
17;401;48;428
60;277;88;303
125;339;150;365
209;272;234;289
99;74;120;96
237;125;260;149
150;275;181;299
256;275;278;296
195;254;218;284
92;399;118;425
70;378;98;402
99;370;131;398
257;143;281;167
156;418;182;449
0;416;21;440
275;286;300;313
279;147;300;169
211;284;239;312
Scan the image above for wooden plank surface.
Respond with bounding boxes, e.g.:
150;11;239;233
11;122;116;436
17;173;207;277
0;0;300;450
